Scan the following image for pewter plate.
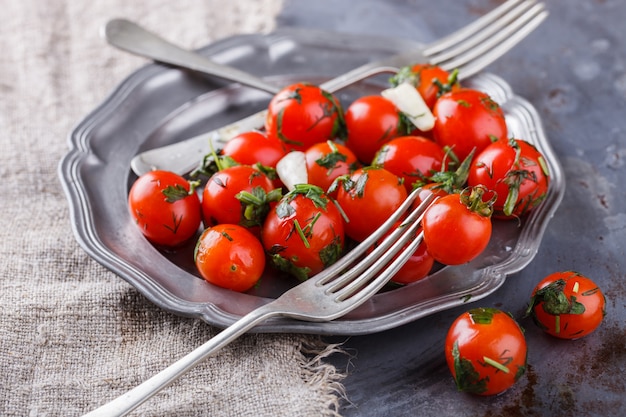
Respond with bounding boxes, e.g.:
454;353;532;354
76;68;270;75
59;28;565;335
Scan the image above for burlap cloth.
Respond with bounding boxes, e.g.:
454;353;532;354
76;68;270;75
0;0;346;415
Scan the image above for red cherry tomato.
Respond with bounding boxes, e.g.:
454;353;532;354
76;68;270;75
265;82;344;152
468;138;550;218
432;88;508;162
221;130;288;169
344;95;408;164
128;170;202;247
373;135;447;193
194;224;265;292
371;222;434;285
304;140;359;193
335;167;408;242
261;185;345;281
422;187;493;265
390;64;460;109
525;271;606;339
202;165;276;228
445;307;528;396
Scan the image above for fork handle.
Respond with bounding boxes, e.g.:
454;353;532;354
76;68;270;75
82;304;277;417
103;19;282;95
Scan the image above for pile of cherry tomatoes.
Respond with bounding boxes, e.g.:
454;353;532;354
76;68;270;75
127;63;607;397
128;63;551;291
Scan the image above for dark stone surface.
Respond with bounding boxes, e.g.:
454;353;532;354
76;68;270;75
278;1;626;416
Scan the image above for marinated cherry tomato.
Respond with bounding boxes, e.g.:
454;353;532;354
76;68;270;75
202;165;278;228
334;167;408;242
432;88;508;162
525;271;606;339
128;170;202;247
304;140;359;194
265;82;345;151
373;135;447;193
468;138;550;218
344;95;409;164
390;64;460;109
262;184;344;281
422;186;494;265
222;130;288;170
371;222;434;285
194;224;265;292
445;307;528;396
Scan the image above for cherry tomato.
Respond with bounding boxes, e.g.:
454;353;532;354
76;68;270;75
422;186;493;265
265;82;345;152
221;130;288;169
304;140;359;193
390;64;460;109
371;223;434;285
334;167;408;242
445;307;528;396
202;165;277;228
373;135;447;193
194;224;265;292
344;95;409;164
525;271;606;339
128;170;202;247
261;185;344;281
432;88;508;162
468;138;550;218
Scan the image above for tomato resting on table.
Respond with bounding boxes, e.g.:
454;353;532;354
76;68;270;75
333;166;408;242
344;95;409;164
128;170;202;247
525;271;606;339
432;88;508;162
445;307;528;396
194;224;265;292
422;186;494;265
261;184;344;281
372;135;448;193
265;82;345;152
468;138;550;219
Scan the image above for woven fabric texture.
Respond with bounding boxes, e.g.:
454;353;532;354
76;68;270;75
0;0;346;415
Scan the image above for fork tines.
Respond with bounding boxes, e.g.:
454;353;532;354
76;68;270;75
316;188;437;303
425;0;549;78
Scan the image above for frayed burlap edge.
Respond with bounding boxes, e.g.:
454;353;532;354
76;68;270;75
298;338;350;417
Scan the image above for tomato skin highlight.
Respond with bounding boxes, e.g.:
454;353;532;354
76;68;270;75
526;271;606;339
373;135;447;193
194;224;265;292
422;189;493;265
445;307;528;396
265;82;344;152
432;88;508;162
335;167;408;242
468;138;550;219
128;170;202;247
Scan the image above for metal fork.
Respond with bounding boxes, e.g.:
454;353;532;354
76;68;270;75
82;189;437;417
125;0;548;176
